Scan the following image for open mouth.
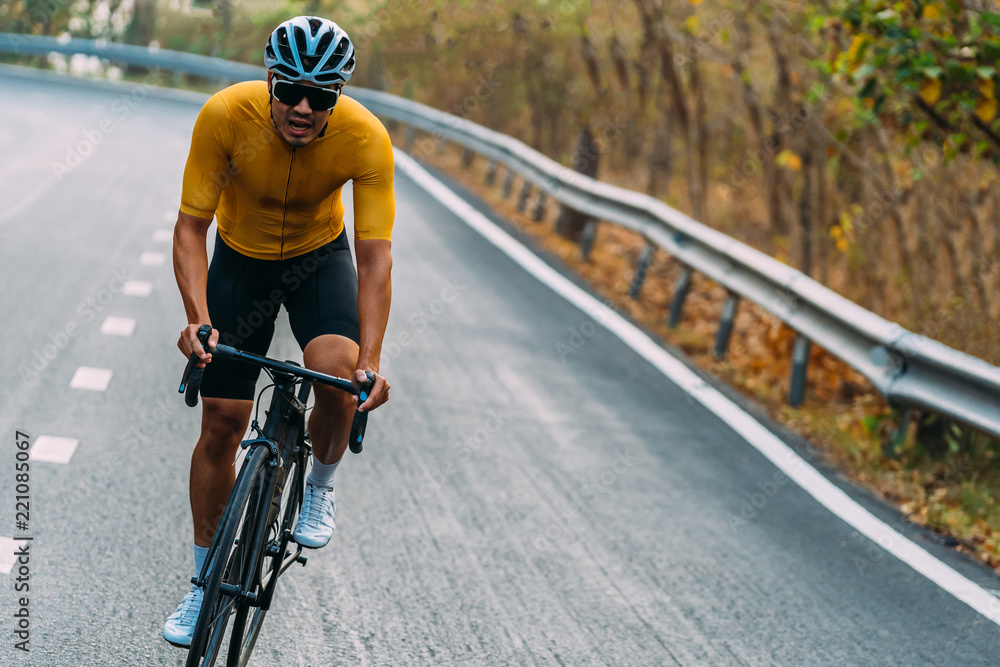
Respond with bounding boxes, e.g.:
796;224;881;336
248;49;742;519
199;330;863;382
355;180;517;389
287;118;311;136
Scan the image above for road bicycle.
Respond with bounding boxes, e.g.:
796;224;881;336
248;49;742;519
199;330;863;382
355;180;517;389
176;325;374;667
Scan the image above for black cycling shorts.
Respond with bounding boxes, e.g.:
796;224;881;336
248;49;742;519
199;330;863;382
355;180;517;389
201;231;360;401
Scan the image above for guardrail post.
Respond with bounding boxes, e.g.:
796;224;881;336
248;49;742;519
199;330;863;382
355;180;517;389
668;267;693;328
556;126;600;242
882;407;912;458
502;170;514;198
404;125;415;152
714;293;740;359
629;242;656;300
532;191;548;221
485;160;497;186
517;182;532;212
462;147;475;168
580;220;599;261
789;334;812;407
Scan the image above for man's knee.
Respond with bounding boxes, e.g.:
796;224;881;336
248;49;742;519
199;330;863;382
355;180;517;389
303;334;358;376
312;383;355;414
198;398;252;461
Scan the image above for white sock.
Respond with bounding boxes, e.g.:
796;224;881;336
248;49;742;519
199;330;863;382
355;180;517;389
306;458;340;488
193;544;209;586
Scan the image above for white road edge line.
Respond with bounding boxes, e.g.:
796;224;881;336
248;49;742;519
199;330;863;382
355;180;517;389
393;148;1000;627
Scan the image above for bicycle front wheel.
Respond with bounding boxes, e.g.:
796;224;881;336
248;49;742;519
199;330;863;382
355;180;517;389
227;453;304;667
186;444;271;667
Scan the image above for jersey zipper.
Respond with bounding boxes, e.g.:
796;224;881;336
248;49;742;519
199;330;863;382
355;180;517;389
280;147;296;260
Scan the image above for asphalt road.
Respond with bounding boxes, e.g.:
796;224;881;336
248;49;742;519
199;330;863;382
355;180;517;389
2;65;1000;666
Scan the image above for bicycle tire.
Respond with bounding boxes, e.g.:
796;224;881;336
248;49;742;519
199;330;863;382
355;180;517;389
228;381;311;666
185;445;270;667
226;382;312;667
228;458;302;666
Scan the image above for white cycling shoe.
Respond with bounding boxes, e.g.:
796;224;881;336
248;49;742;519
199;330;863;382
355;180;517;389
163;586;203;648
293;484;336;548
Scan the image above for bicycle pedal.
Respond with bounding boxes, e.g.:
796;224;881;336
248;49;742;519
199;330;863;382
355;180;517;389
297;555;308;566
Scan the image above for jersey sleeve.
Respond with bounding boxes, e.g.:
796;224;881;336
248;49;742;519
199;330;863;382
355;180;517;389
179;92;233;219
352;117;395;241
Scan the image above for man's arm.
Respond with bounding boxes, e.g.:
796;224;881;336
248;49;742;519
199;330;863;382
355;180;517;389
173;211;219;364
354;238;392;411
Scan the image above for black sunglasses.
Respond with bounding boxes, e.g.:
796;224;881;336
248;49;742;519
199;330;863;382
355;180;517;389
271;79;341;111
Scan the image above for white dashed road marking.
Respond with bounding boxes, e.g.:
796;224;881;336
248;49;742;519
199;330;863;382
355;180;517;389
122;280;153;297
100;316;136;336
70;367;112;391
30;435;80;464
139;251;166;266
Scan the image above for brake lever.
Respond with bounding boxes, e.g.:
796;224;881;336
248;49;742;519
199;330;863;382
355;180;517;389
348;371;376;454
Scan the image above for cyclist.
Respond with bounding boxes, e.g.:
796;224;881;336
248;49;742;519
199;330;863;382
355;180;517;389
163;16;393;647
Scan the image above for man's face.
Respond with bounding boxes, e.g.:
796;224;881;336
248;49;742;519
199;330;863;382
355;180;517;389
267;73;342;148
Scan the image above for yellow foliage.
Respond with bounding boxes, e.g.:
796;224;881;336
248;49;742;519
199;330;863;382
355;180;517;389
923;3;944;20
920;76;942;104
846;34;868;70
977;97;998;123
775;149;803;170
688;0;704;4
684;15;699;33
979;76;995;100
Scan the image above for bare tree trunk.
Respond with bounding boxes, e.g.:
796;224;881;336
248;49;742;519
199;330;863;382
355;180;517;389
765;23;792;238
732;11;780;233
912;184;932;316
689;35;709;221
634;0;693;208
799;148;813;277
647;115;673;197
873;128;917;308
816;141;829;285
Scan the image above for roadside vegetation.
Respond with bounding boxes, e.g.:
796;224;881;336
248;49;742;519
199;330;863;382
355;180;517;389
3;0;1000;570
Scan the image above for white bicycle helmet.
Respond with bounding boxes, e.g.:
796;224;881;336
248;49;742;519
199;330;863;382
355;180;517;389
264;16;355;86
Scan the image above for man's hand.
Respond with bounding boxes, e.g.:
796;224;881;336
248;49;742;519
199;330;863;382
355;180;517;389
353;368;389;412
177;324;219;368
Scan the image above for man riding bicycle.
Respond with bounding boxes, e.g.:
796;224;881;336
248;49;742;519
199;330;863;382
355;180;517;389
163;16;393;647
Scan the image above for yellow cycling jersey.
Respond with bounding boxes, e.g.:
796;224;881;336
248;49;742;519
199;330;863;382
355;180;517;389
180;80;395;260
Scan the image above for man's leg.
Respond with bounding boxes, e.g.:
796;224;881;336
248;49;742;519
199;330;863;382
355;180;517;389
291;334;359;548
190;397;254;546
164;396;253;647
303;333;360;464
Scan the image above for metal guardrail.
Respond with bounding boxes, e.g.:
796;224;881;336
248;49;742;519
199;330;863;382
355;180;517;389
2;33;998;440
